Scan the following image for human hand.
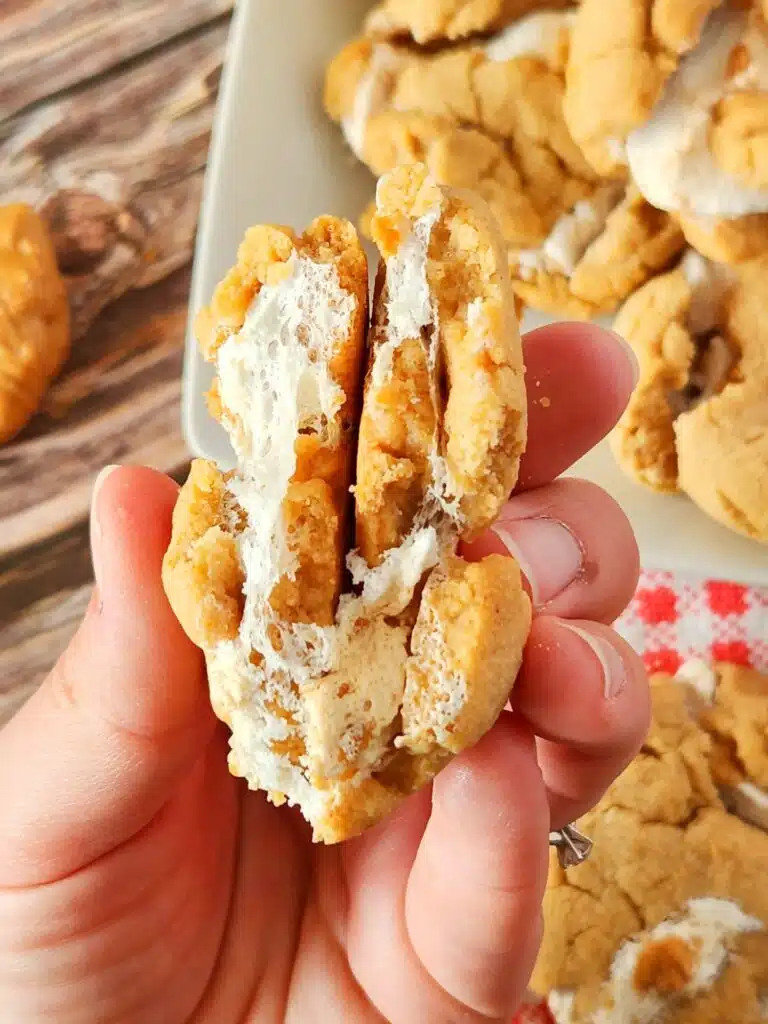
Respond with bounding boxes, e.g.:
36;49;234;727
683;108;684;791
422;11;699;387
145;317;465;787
0;323;649;1024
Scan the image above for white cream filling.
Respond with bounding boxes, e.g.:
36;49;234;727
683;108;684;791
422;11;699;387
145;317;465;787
627;5;768;218
674;656;717;706
724;780;768;832
484;10;574;65
680;250;737;335
548;990;576;1024
515;183;623;279
342;43;403;160
593;898;764;1024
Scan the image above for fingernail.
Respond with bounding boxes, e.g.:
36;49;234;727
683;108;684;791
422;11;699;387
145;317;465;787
492;518;583;607
558;621;628;700
90;465;120;587
610;329;640;388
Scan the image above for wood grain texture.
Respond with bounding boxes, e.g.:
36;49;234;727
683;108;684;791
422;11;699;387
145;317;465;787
0;0;233;120
0;3;233;720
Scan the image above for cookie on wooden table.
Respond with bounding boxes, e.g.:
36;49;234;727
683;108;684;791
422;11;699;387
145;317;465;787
163;164;531;844
532;676;768;1023
0;204;71;444
611;251;768;543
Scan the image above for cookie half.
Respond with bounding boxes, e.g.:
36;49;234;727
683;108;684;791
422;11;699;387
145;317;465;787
163;166;531;844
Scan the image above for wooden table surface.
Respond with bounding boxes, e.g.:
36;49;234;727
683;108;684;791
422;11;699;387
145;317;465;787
0;0;235;722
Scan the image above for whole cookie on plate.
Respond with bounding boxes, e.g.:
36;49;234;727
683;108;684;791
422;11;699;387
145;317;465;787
363;0;574;45
564;0;722;178
163;164;531;844
325;10;599;252
532;676;768;1023
674;659;768;833
625;3;768;265
610;251;768;543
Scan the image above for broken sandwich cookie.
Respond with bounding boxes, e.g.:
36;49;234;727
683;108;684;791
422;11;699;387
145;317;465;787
163;165;531;843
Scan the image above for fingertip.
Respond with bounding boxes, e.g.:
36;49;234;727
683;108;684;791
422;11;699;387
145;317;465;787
520;322;638;490
516;616;650;755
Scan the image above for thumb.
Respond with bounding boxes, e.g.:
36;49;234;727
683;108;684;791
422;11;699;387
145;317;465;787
0;465;215;887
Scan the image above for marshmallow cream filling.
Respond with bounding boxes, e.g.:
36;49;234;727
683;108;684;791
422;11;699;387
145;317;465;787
627;5;768;218
514;183;623;279
483;9;574;64
586;899;764;1024
342;43;403;159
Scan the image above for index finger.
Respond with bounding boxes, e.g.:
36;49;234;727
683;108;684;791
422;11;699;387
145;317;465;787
518;322;638;492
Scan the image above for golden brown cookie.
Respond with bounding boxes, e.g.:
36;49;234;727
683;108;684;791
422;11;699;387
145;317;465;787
625;3;768;265
510;184;684;319
0;204;71;444
324;12;600;254
363;0;573;45
673;659;768;833
163;165;531;844
611;251;768;542
564;0;721;178
532;677;768;1023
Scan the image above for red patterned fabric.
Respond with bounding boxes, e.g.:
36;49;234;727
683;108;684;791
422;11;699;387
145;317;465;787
616;570;768;674
512;571;768;1024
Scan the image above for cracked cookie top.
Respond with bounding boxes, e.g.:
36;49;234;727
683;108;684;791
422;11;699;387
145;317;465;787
163;165;531;845
533;676;768;1023
325;10;600;253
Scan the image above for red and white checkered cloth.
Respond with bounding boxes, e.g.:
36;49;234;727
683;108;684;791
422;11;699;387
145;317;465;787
616;570;768;676
511;570;768;1024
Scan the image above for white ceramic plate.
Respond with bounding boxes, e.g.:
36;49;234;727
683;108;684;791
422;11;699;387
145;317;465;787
183;0;768;586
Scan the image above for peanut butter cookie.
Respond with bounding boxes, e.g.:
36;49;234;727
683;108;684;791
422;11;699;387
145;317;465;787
0;204;71;443
533;676;768;1023
163;165;531;844
325;11;600;253
611;251;768;543
564;0;722;178
625;3;768;265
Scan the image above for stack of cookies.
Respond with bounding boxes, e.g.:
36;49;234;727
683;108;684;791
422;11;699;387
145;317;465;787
325;0;768;545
